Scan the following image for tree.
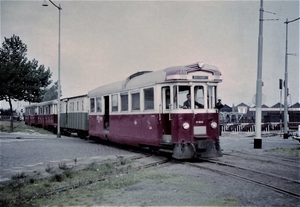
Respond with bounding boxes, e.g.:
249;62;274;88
0;35;52;132
42;81;62;101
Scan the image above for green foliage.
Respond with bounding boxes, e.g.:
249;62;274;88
42;81;62;101
58;162;70;170
63;170;74;178
45;164;55;173
50;174;66;182
11;172;27;180
0;108;16;116
0;34;52;132
267;147;300;156
0;34;52;103
0;121;52;134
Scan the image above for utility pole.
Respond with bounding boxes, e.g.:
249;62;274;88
279;79;282;134
254;0;264;148
283;17;300;139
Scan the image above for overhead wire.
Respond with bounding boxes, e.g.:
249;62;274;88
263;9;299;21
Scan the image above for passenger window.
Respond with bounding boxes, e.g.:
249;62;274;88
144;88;154;110
112;94;118;112
165;88;171;109
132;93;140;110
90;98;95;113
207;86;217;109
69;102;74;112
96;97;102;112
121;93;128;111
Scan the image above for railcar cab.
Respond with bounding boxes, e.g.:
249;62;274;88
160;62;223;159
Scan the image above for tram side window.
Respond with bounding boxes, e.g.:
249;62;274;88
207;86;217;109
112;94;118;112
165;88;171;109
121;93;128;111
90;98;95;113
132;93;140;111
173;86;178;109
70;102;74;112
96;97;102;112
144;88;154;110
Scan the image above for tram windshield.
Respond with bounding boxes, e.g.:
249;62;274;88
172;85;217;109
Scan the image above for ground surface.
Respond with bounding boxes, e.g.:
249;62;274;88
1;126;299;206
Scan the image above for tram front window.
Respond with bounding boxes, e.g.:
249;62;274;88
174;85;205;109
194;86;205;109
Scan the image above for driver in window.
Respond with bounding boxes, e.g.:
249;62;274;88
183;93;203;109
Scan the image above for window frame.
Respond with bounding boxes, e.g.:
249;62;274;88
144;87;154;110
131;92;140;111
121;92;129;112
90;98;95;113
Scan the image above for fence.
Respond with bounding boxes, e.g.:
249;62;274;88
221;122;300;133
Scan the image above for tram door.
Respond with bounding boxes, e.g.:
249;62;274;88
104;96;110;130
161;87;172;143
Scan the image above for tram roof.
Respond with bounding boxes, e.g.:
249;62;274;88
88;62;221;97
25;99;58;108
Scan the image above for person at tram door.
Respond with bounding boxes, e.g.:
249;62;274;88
183;93;203;109
215;99;224;110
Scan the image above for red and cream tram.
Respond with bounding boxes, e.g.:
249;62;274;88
88;62;223;159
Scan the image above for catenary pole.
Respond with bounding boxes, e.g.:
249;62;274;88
254;0;264;148
283;17;300;139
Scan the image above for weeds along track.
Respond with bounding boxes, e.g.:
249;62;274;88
2;154;169;206
42;155;169;195
182;155;300;199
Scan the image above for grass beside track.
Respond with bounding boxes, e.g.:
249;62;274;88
0;159;140;206
267;147;300;156
0;121;52;134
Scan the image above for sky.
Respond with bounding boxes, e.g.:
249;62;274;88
1;0;299;110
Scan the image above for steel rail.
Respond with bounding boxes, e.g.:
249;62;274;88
184;160;300;199
199;157;300;184
223;152;300;168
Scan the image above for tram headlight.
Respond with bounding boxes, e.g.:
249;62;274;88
182;122;190;130
210;121;218;129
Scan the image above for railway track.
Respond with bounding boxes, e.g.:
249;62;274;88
223;151;299;168
183;156;300;199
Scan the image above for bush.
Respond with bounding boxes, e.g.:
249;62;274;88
50;174;66;182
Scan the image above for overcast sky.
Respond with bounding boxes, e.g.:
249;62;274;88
1;0;299;110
